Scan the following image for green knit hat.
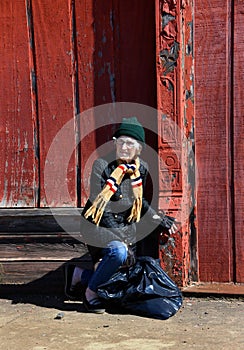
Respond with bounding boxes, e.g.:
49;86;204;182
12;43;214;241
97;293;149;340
113;117;145;144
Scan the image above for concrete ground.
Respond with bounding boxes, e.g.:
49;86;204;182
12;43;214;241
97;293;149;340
0;295;243;350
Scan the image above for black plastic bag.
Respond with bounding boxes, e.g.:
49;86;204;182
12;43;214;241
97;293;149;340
97;256;183;320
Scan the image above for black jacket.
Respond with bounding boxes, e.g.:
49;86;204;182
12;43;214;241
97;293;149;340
81;152;161;261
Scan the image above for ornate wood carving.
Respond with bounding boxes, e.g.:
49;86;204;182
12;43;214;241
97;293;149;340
156;0;194;285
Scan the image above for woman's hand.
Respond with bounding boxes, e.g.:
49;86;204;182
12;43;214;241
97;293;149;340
153;214;178;235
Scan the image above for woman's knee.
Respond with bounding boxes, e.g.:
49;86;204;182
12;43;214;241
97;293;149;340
106;240;127;264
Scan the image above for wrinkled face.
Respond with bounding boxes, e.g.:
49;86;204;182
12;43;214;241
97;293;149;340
115;136;142;162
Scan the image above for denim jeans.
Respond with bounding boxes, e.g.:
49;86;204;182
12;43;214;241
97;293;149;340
81;240;128;292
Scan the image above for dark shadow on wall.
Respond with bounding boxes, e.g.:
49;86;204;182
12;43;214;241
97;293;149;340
91;0;159;258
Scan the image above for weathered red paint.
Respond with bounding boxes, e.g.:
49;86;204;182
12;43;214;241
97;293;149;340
76;0;117;206
156;0;194;286
31;0;76;207
233;2;244;283
195;0;233;282
0;1;36;207
0;0;243;287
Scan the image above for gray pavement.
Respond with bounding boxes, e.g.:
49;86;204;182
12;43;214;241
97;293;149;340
0;295;243;350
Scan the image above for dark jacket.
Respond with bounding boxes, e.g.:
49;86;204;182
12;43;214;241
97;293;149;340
81;152;161;262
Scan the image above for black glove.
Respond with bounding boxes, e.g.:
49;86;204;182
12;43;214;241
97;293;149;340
160;214;176;231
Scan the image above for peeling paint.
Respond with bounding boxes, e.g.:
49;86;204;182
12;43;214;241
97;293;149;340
157;0;194;286
107;62;115;103
109;9;114;30
162;13;176;29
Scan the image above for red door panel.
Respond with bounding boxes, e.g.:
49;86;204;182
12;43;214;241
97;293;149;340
32;0;76;207
0;1;37;207
233;2;244;283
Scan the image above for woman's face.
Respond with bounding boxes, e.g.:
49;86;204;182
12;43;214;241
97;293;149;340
115;136;142;162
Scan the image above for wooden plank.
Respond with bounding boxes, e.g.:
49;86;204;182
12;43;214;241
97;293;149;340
182;283;244;296
75;0;117;206
0;261;66;285
233;2;244;283
0;234;83;244
92;0;115;106
75;0;95;112
0;232;80;238
194;0;233;281
116;0;156;107
0;242;86;260
0;244;89;288
0;208;82;233
0;1;37;207
0;254;93;294
0;208;82;216
75;0;97;206
32;0;76;206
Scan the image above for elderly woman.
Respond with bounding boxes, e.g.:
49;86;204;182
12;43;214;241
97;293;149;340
66;117;177;314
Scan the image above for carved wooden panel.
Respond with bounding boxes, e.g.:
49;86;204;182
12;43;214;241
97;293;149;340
156;0;194;285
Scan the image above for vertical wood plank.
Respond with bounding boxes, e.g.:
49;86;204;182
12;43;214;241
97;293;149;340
75;0;116;206
116;0;157;108
194;0;233;282
0;0;37;207
233;1;244;283
75;0;95;112
32;0;76;206
75;0;96;207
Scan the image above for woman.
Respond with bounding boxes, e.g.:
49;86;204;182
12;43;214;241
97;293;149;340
66;117;177;313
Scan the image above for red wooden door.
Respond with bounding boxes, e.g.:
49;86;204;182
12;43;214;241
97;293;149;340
0;0;77;207
0;0;159;287
0;0;156;208
195;0;244;283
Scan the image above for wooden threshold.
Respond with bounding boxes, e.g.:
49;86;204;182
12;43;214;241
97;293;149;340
182;283;244;296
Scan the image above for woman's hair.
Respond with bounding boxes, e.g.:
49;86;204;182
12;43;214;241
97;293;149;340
135;141;142;155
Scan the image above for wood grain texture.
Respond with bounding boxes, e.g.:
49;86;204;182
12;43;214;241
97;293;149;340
233;1;244;282
115;0;156;107
0;253;92;294
156;0;195;286
32;0;76;206
1;0;243;287
0;208;85;285
0;242;85;261
0;1;36;207
195;0;233;282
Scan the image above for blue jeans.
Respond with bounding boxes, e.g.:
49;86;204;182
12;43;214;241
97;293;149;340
81;240;128;292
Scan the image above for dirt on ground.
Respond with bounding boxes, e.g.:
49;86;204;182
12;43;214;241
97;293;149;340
0;295;243;350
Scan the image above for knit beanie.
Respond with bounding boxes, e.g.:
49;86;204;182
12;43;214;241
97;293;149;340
113;117;145;144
